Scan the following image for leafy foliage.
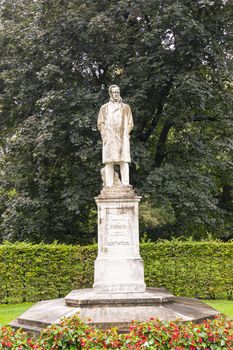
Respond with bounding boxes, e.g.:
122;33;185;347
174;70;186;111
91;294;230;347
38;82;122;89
0;315;232;349
0;241;232;304
0;0;233;242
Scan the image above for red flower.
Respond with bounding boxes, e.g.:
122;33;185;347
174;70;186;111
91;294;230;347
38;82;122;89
6;342;13;347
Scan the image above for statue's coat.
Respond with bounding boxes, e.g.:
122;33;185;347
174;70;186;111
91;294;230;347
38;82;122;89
97;101;133;164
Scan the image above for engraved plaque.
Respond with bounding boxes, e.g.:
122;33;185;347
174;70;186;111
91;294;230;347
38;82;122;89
105;207;133;246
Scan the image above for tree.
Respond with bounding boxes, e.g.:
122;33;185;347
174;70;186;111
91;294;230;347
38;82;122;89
0;0;232;243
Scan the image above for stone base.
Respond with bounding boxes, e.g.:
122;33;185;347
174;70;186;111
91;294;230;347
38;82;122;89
93;257;146;293
94;187;146;293
65;287;174;306
10;288;220;336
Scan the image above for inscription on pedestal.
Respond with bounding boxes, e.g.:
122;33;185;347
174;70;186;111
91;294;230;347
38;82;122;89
105;208;133;246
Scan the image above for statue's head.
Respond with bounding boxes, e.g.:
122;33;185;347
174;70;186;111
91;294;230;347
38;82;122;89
109;85;122;102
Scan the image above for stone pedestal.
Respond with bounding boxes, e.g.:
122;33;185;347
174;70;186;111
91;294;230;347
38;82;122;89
93;186;146;293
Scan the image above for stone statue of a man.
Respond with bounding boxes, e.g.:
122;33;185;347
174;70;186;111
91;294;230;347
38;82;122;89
97;85;133;187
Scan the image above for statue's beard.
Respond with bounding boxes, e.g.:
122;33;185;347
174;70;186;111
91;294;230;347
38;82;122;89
110;96;122;103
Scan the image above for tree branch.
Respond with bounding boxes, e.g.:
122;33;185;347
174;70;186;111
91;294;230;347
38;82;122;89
144;13;152;32
154;120;173;167
0;140;7;155
219;184;233;212
191;115;216;123
139;79;173;142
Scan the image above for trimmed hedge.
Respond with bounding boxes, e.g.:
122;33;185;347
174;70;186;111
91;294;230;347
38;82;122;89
0;241;232;303
142;241;233;300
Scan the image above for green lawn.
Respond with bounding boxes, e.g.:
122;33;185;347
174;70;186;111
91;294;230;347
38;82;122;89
0;300;232;327
204;299;233;319
0;303;34;326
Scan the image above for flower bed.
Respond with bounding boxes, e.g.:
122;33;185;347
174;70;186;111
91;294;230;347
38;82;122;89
0;315;232;349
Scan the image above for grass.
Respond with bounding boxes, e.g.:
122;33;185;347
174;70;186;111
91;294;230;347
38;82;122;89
0;303;34;326
204;299;233;319
0;300;232;327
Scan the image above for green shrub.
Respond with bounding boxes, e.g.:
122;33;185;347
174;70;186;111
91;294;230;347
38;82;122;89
0;242;85;304
0;241;232;303
141;240;233;300
0;316;232;349
0;326;38;349
40;315;233;350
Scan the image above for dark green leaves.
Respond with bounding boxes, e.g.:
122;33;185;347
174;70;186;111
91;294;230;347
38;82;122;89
0;0;232;242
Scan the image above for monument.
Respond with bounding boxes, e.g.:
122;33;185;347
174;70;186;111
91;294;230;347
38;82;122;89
93;84;145;293
10;86;219;335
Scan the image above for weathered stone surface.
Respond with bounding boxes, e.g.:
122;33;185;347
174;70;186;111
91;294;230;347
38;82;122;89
10;289;220;336
97;85;133;186
93;188;146;293
99;184;136;198
65;287;175;306
13;299;79;328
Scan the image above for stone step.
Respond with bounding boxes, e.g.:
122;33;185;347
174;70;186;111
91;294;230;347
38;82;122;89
10;319;43;337
9;292;220;336
65;287;175;307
